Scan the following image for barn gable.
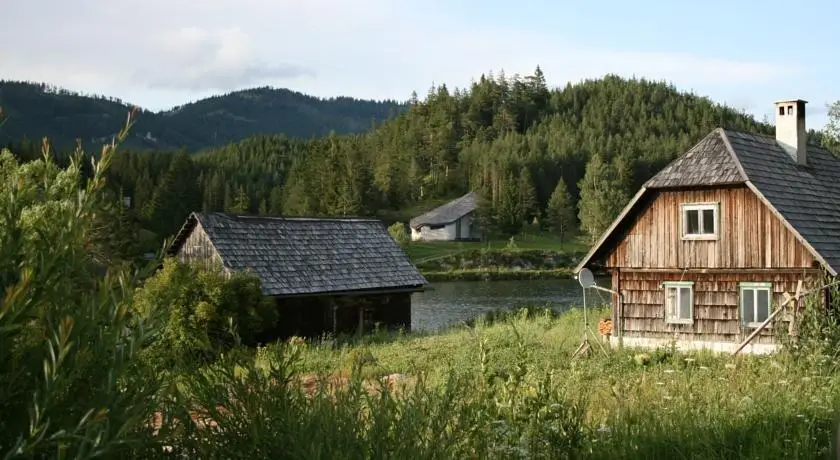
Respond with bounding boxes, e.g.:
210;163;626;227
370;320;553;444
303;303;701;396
169;212;428;297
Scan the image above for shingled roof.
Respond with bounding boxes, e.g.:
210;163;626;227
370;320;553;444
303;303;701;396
169;212;428;297
410;192;477;229
576;127;840;275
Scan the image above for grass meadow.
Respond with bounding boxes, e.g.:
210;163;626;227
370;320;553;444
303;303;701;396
220;306;840;459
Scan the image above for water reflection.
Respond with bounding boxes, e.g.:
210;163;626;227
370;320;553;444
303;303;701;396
411;278;611;332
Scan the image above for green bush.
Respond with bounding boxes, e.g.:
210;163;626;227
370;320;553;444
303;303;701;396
0;125;163;457
388;221;410;248
132;259;278;371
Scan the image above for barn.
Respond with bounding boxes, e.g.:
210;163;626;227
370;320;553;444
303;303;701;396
574;99;840;354
409;191;481;242
168;212;428;339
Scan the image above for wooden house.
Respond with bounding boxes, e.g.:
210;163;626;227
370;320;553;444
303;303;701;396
168;212;428;339
574;99;840;354
409;191;481;241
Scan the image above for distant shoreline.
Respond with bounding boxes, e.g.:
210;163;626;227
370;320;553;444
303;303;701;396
420;268;574;282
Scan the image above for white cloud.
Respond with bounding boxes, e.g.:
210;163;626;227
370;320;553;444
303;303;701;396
0;0;812;119
132;27;315;91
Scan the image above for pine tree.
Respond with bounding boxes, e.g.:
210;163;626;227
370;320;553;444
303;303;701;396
577;154;630;243
545;178;575;245
517;166;537;222
227;186;251;214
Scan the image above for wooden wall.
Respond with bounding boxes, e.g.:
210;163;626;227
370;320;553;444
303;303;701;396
175;222;225;270
616;270;821;344
606;186;817;269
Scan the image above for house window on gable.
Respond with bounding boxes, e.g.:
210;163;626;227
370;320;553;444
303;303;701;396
740;282;772;328
428;224;445;230
664;281;694;325
681;202;718;240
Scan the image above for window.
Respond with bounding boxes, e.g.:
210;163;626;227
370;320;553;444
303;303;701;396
664;281;694;324
681;202;718;239
787;105;793;115
740;282;772;328
428;224;445;230
779;106;785;116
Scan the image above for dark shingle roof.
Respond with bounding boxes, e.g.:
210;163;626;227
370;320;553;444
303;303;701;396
576;127;840;275
171;212;428;296
410;192;477;229
645;130;745;188
724;130;840;272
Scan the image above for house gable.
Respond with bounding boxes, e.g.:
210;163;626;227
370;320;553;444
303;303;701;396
575;128;839;275
604;185;817;269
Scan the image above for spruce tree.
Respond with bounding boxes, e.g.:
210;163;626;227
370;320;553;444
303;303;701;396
546;177;575;245
577;154;630;243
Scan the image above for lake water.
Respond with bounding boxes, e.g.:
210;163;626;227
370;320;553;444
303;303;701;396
410;278;611;332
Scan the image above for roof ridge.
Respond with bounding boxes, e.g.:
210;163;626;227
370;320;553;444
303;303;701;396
205;211;382;223
715;128;750;183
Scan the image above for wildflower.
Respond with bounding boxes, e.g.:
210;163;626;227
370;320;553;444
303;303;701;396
725;363;736;370
656;381;665;386
699;366;709;370
684;358;695;362
664;369;675;374
597;424;611;434
778;380;789;385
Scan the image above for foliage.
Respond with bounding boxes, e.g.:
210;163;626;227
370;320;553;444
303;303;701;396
825;100;840;155
387;221;410;248
545;178;575;244
0;116;163;458
132;259;278;371
577;153;631;242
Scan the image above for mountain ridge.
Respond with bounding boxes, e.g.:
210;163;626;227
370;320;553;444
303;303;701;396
0;80;407;151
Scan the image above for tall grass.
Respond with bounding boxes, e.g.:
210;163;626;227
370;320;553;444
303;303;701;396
244;307;840;459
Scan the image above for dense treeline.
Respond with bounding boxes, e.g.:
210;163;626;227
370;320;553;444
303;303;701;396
0;81;404;151
3;71;783;255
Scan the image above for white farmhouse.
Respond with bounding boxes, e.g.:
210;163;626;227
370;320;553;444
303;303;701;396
409;192;482;242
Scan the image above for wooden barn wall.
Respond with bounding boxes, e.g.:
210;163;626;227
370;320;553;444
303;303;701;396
606;186;817;269
176;223;225;270
617;270;821;343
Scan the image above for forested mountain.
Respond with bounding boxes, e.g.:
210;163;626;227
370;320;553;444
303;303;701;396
4;70;797;258
0;81;404;150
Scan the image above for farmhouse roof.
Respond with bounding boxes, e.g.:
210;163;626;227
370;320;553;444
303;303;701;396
575;128;840;275
409;191;477;229
169;212;428;297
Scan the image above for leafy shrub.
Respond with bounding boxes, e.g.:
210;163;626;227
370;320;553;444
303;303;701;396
132;258;279;371
387;221;410;248
0;124;163;457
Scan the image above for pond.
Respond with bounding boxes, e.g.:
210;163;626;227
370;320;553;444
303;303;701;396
410;278;611;332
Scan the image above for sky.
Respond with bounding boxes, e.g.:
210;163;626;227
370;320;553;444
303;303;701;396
2;0;838;130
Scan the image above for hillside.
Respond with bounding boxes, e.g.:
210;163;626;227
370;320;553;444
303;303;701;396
0;81;405;151
4;71;790;258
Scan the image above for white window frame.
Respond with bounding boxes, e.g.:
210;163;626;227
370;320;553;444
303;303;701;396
663;281;694;325
739;282;773;328
681;202;719;240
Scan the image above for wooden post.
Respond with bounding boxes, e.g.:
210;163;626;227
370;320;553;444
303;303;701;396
732;280;803;356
